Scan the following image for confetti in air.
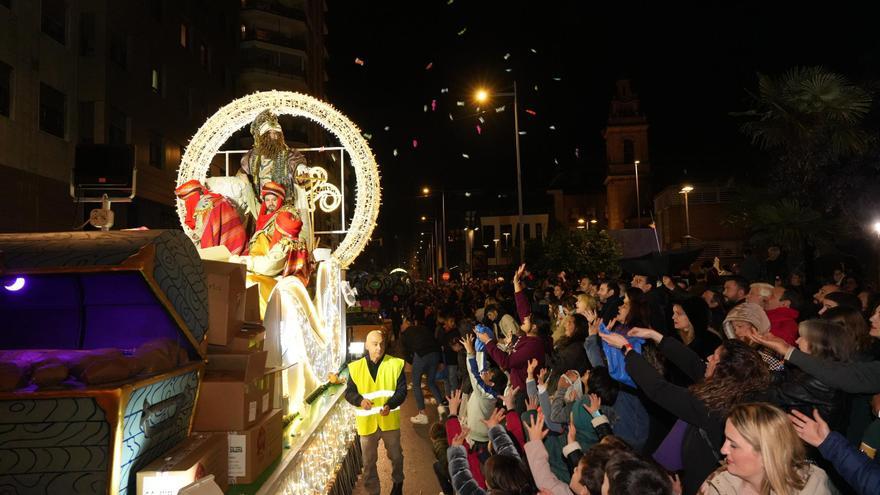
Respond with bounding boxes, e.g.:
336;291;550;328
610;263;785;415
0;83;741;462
413;139;418;148
456;101;465;107
431;99;437;112
457;27;467;36
354;57;364;66
393;149;398;157
525;109;537;116
476;125;481;135
503;53;510;60
441;88;449;93
384;126;390;131
462;153;470;159
495;106;506;113
549;125;556;130
478;116;485;124
425;62;433;70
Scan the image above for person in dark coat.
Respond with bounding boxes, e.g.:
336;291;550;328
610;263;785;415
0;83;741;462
546;313;590;393
601;330;771;495
672;297;721;360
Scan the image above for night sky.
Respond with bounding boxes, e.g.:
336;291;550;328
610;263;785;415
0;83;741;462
323;1;880;266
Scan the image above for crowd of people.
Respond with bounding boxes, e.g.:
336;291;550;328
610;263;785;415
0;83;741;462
383;248;880;495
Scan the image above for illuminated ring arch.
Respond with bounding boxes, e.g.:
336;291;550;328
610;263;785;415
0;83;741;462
175;90;380;268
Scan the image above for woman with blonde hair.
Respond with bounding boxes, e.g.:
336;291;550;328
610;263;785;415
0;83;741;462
700;402;837;495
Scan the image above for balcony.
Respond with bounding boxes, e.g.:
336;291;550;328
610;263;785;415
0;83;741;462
241;0;306;21
241;27;306;51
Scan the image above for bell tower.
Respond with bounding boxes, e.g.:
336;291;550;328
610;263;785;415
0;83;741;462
603;79;650;229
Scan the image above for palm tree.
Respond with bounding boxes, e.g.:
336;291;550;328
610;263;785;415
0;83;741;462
732;66;873;206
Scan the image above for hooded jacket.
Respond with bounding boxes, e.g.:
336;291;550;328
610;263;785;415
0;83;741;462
767;306;800;346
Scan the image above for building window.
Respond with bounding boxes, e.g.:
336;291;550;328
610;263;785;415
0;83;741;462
78;101;94;143
108;106;127;145
149;132;164;169
535;223;543;240
151;68;160;94
523;224;530;241
41;0;67;45
180;23;188;48
0;61;11;118
39;83;66;138
79;12;96;56
623;138;635;164
110;32;127;68
240;24;246;40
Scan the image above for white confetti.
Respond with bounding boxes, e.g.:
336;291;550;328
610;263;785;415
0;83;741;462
393;149;398;157
441;88;449;93
423;104;428;112
363;133;372;140
384;126;390;131
462;153;470;159
503;53;510;60
553;77;562;81
554;158;559;165
549;125;556;130
534;85;539;91
518;131;526;135
449;113;454;121
478;116;485;124
495;105;506;112
505;68;512;72
530;48;537;53
456;101;465;106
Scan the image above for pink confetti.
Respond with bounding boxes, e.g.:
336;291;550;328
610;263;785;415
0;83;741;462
525;109;536;116
575;148;580;158
426;62;433;70
413;139;418;148
354;57;364;66
476;125;482;135
431;99;437;112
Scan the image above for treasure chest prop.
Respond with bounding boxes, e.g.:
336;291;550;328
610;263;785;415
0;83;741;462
0;230;208;495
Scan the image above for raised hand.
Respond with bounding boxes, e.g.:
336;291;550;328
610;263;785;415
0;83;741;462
481;407;507;430
627;327;662;343
527;358;539;379
584;393;602;415
525;411;549;442
750;331;792;356
460;333;476;354
502;385;520;411
789;409;830;448
514;264;527;285
567;412;577;444
451;426;470;447
600;332;629;349
475;328;491;344
446;389;462;416
537;367;548;387
526;396;539;412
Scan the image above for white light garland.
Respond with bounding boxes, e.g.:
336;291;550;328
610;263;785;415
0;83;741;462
176;91;381;268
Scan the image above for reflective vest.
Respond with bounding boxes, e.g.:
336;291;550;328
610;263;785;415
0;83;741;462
348;355;405;435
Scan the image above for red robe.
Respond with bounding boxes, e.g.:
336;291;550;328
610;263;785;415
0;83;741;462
184;192;247;255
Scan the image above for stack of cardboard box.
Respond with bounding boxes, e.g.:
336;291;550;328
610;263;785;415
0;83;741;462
193;259;284;486
136;259;284;494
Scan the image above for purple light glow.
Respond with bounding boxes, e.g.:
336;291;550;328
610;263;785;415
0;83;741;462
3;277;26;292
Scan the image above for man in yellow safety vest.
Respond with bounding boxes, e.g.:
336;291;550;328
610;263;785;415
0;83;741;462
345;330;406;495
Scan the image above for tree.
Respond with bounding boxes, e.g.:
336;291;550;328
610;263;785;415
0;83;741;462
529;228;621;277
732;66;874;208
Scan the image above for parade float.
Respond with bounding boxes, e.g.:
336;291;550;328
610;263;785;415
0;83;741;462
0;91;380;495
175;90;380;495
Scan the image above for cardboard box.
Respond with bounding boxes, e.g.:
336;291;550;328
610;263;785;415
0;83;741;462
207;326;265;353
193;351;272;431
136;433;228;495
242;284;261;323
203;259;247;345
228;409;283;485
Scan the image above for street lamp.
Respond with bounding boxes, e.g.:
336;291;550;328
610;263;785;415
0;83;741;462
420;216;440;281
420;186;447;270
474;83;525;262
634;160;641;228
680;184;694;246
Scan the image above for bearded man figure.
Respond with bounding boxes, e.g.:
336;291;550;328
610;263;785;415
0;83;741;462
175;179;247;255
237;110;308;206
